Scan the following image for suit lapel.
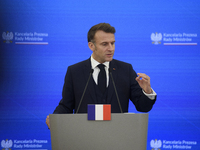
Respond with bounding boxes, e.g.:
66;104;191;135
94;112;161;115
107;60;118;103
83;58;97;103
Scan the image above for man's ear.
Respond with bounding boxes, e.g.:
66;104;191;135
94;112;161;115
88;42;95;52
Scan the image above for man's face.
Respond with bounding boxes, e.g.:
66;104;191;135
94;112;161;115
89;30;115;63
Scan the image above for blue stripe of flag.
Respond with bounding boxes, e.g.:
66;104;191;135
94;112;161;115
88;105;95;120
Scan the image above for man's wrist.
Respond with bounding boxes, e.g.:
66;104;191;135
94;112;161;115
143;88;156;100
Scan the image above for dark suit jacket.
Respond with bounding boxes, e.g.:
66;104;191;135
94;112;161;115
53;58;156;113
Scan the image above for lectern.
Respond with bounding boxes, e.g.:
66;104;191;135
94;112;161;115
50;113;148;150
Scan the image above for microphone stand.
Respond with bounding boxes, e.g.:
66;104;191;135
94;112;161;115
109;68;123;113
76;69;94;114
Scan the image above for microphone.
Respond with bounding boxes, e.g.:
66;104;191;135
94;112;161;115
109;68;123;113
76;69;94;114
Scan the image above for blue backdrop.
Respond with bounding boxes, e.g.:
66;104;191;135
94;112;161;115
0;0;200;150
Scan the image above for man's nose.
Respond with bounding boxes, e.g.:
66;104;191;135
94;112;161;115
108;43;114;50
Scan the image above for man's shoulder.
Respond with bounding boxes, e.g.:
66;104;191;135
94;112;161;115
112;59;132;66
112;59;136;75
67;58;90;70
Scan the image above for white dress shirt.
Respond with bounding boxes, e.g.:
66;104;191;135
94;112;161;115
91;56;109;87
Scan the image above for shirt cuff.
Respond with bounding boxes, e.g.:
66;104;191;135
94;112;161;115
142;88;157;100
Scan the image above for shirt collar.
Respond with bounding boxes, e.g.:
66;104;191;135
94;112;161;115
91;55;110;69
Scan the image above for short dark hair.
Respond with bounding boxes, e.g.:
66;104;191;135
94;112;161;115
87;23;116;43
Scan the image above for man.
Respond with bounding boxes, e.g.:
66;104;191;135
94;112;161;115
46;23;156;129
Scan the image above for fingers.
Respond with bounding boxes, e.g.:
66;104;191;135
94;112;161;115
46;115;50;129
136;73;150;81
135;73;150;84
135;73;152;94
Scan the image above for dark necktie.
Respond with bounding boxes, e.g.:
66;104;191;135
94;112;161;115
97;64;106;93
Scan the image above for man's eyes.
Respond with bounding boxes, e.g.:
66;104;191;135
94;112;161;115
101;42;115;46
102;43;108;46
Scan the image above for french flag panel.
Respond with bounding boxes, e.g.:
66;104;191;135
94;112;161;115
88;104;111;121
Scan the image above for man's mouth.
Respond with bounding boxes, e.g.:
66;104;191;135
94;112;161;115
106;54;113;56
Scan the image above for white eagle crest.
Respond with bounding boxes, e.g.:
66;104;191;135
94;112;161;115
150;139;162;150
2;31;14;43
151;32;162;45
1;139;13;150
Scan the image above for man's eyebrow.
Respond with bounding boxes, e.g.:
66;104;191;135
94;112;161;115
100;42;108;45
101;41;115;44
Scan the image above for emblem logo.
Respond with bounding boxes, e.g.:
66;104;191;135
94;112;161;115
2;31;14;43
1;139;13;150
151;32;162;45
150;139;162;150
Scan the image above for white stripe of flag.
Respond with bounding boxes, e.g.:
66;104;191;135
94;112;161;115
95;105;103;120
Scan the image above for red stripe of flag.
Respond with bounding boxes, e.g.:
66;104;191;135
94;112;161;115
103;105;111;120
